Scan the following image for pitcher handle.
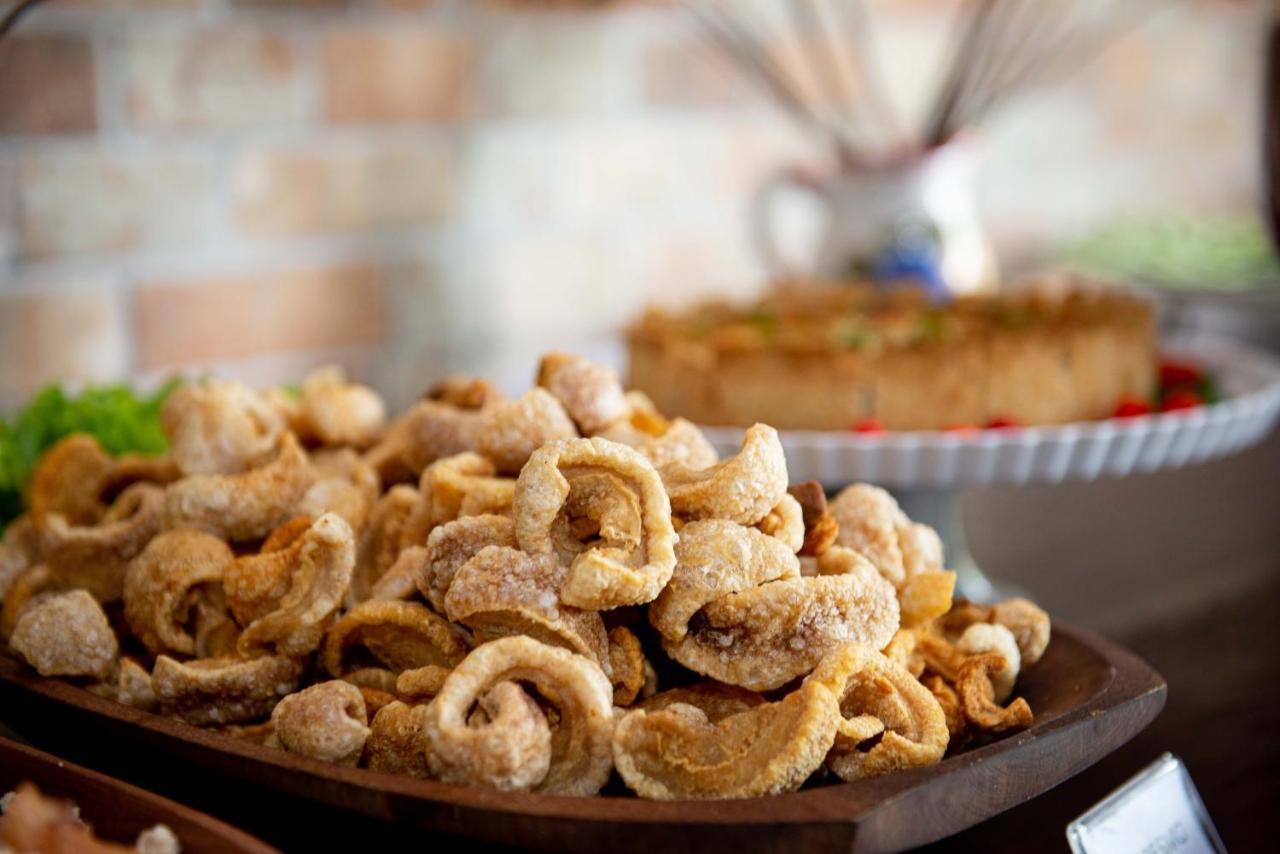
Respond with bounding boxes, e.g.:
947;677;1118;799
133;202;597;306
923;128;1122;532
751;166;836;278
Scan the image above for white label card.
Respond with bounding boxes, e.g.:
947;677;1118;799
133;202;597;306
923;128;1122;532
1067;753;1226;854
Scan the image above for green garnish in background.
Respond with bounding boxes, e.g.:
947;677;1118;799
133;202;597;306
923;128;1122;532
0;380;181;531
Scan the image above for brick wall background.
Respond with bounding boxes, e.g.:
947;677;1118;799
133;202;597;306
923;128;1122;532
0;0;1267;407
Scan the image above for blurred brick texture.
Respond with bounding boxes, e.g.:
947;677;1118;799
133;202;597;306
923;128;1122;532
0;0;1268;407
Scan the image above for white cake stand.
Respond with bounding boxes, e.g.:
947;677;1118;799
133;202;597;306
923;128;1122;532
701;334;1280;600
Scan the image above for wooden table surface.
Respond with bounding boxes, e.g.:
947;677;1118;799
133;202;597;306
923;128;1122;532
2;431;1276;852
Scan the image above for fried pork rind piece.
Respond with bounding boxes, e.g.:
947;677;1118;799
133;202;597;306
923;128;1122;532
295;366;387;449
164;432;315;542
808;643;949;781
237;513;355;658
954;652;1034;732
607;626;648;706
444;546;609;673
27;434;117;526
514;437;676;610
396;664;453;703
9;590;118;679
0;782;135;854
114;657;159;711
299;448;380;534
152;654;304;725
787;481;839;557
638;682;766;720
427;375;505;410
224;517;309;626
0;564;57;642
475;388;578;475
271;680;371;766
418;515;517;612
594;396;720;471
828;484;944;589
649;519;799;644
351;484;419;604
896;569;957;629
323;600;468;677
162;380;284;476
756;493;804;553
124;529;234;656
0;515;40;604
937;596;1052;667
366;400;485;483
955;622;1021;703
423;635;614;796
365;700;432;777
612;678;839;800
38;482;165;604
659;424;788;526
366;545;424;602
407;453;516;544
536;352;629;435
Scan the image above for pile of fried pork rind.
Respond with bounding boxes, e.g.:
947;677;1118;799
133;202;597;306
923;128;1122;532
0;355;1049;800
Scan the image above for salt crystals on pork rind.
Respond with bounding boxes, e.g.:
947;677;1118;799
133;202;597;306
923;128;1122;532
123;529;234;656
807;643;949;782
164;432;315;542
162;380;284;476
271;680;371;766
536;351;629;435
828;484;944;589
9;589;118;679
443;545;610;674
40;482;165;604
422;636;614;796
295;366;387;449
237;512;355;658
322;600;468;677
514;437;676;610
418;514;516;612
659;424;788;527
612;678;840;800
152;654;305;725
475;388;578;475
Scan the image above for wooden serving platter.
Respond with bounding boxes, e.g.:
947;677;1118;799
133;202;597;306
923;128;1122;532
0;622;1164;854
0;735;277;853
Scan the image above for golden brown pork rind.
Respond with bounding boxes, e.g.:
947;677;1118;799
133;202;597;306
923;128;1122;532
370;399;486;480
954;622;1021;703
649;519;798;644
537;351;628;435
271;680;371;766
0;515;40;604
223;517;310;626
607;626;648;706
0;564;57;642
162;380;284;476
422;636;614;796
756;493;804;553
659;424;787;526
898;569;957;629
418;515;517;611
427;375;505;410
935;596;1051;667
9;590;118;679
475;388;578;475
27;434;114;526
670;571;901;692
954;652;1034;733
40;482;165;603
365;700;432;777
514;437;676;610
0;782;136;854
295;366;387;449
612;678;840;800
828;484;944;589
112;656;159;711
787;481;839;557
443;546;609;673
299;448;380;534
152;654;305;725
123;529;234;656
432;679;553;791
633;418;720;471
366;545;423;602
636;682;766;721
237;513;355;657
164;432;315;542
350;484;419;604
395;664;453;703
807;643;949;781
403;454;515;548
322;600;468;677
